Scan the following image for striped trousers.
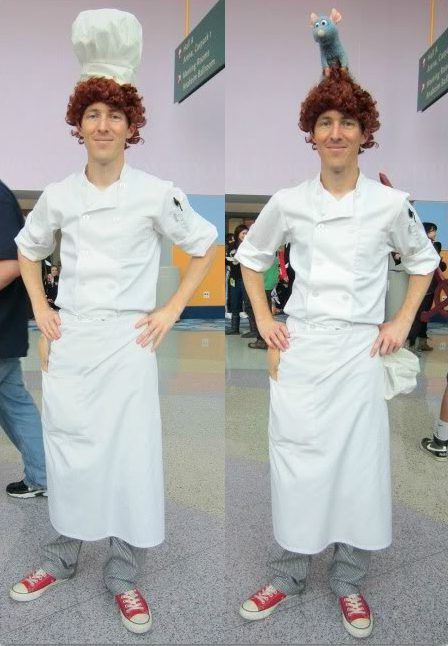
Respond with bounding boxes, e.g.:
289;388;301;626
41;534;145;594
268;542;370;597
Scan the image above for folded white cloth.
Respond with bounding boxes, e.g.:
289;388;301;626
382;348;420;400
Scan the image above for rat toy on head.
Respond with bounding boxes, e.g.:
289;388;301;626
310;8;348;78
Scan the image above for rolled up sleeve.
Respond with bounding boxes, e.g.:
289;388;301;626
388;200;440;275
235;193;288;272
14;189;58;261
154;186;217;257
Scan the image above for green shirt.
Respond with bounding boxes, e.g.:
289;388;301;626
264;258;279;291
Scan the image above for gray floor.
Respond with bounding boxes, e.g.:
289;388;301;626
225;325;448;645
1;324;224;645
3;323;448;643
223;459;448;645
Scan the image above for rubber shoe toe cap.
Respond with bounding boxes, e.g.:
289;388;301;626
241;599;258;613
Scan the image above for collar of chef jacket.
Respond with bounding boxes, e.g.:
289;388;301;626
79;162;129;213
312;171;365;222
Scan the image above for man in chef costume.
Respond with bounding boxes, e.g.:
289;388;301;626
236;69;439;639
10;9;217;635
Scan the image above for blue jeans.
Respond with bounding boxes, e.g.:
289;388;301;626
0;358;46;488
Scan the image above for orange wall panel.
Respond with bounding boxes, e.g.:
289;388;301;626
172;244;224;306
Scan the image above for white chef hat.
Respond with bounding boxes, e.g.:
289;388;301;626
72;9;142;86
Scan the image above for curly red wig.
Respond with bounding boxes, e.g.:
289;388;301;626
66;77;147;148
299;69;380;152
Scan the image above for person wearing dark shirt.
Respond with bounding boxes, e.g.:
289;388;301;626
225;225;248;335
0;179;47;497
408;223;446;352
44;265;60;310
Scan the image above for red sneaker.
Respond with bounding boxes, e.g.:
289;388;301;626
115;589;152;634
239;584;288;620
339;594;373;638
9;569;64;602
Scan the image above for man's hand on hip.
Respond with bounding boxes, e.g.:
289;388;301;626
370;318;412;357
135;306;180;352
257;317;290;351
35;306;61;341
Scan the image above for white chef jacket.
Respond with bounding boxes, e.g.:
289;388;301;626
235;173;439;327
15;164;217;318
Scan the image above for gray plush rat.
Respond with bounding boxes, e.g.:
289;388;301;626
310;8;349;77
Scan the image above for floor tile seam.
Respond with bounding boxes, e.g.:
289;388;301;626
3;541;222;643
208;598;312;639
160;392;225;400
0;536;224;579
367;546;448;584
165;497;226;518
223;498;269;516
391;509;448;533
139;539;224;576
1;589;111;640
2;546;225;642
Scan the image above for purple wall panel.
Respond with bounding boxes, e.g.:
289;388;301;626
226;0;448;200
0;0;223;194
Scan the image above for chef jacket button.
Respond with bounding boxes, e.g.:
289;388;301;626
113;216;119;222
312;291;319;297
317;223;324;230
342;294;349;300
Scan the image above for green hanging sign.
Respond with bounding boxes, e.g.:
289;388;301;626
418;25;448;111
174;0;225;103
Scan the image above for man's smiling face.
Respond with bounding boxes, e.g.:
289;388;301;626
312;109;367;173
78;102;135;164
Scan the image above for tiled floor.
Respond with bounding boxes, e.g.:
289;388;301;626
0;322;224;644
225;324;448;645
3;321;448;643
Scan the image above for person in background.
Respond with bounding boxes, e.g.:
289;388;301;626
421;374;448;460
0;178;47;498
44;265;59;310
225;233;235;319
407;223;446;352
225;224;248;335
248;256;280;350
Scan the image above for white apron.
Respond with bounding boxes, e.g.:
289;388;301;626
269;318;391;554
42;310;164;548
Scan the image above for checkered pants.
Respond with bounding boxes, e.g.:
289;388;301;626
41;534;145;594
268;542;371;597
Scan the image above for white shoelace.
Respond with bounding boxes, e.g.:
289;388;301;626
25;569;48;585
253;584;277;603
120;590;146;612
344;594;366;617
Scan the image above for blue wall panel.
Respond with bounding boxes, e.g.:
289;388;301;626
188;195;224;244
414;201;448;248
